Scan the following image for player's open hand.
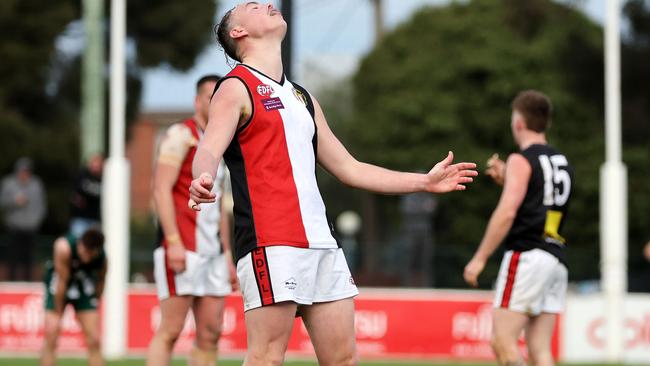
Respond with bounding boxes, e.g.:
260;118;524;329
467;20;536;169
485;153;505;186
426;151;478;193
167;243;186;273
188;173;216;211
463;257;486;287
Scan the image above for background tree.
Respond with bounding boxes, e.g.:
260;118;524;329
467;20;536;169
622;0;650;291
0;0;218;233
332;0;605;287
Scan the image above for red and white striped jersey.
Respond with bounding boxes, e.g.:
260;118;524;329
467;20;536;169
219;64;338;260
156;118;226;255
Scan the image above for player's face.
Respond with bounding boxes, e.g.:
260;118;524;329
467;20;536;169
195;81;218;122
77;242;100;264
231;2;286;40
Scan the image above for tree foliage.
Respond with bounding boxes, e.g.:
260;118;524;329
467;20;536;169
0;0;218;232
345;0;605;286
622;0;650;285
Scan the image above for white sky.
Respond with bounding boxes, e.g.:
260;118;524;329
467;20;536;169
140;0;607;111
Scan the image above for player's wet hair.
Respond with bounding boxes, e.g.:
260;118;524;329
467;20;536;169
215;8;241;63
511;90;553;133
80;227;105;252
196;74;221;92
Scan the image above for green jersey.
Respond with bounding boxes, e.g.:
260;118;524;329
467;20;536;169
44;234;106;311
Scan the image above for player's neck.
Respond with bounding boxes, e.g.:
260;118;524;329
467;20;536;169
193;113;207;132
242;43;284;82
518;133;547;150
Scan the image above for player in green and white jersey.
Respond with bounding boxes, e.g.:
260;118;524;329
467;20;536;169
40;228;107;366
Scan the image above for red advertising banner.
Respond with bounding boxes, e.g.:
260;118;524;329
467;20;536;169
0;284;88;353
0;284;560;361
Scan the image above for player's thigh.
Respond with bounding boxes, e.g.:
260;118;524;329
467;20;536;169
244;301;297;354
76;310;101;346
492;308;529;343
193;296;226;338
300;297;357;363
157;296;193;336
525;312;557;354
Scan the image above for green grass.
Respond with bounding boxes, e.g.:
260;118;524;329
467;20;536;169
0;359;643;366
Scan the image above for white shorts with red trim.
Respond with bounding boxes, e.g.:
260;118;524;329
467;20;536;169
153;247;232;300
493;249;567;315
237;246;358;312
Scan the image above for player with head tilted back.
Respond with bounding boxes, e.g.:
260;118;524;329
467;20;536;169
189;2;478;365
464;90;573;366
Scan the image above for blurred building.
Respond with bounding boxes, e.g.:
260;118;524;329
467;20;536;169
126;111;190;218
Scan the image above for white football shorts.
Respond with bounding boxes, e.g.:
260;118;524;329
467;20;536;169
493;248;568;315
237;246;359;312
153;247;232;300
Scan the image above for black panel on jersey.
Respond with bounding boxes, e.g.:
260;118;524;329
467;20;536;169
504;144;574;266
291;82;318;161
224;135;259;261
291;82;315;119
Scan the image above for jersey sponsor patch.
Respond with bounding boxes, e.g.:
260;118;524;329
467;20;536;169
262;97;285;111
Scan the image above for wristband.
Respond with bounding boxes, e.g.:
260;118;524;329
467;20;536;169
166;234;182;246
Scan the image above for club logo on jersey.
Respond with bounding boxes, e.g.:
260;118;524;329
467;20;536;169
257;84;274;97
292;87;308;106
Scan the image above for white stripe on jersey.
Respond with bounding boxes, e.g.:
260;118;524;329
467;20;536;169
251;70;336;247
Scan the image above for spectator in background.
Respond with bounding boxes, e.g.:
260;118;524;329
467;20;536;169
0;157;47;281
69;154;103;237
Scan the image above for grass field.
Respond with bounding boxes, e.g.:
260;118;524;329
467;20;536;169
0;359;643;366
0;360;475;366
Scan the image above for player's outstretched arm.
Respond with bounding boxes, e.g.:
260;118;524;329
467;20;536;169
463;154;530;287
190;78;248;210
313;96;477;194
